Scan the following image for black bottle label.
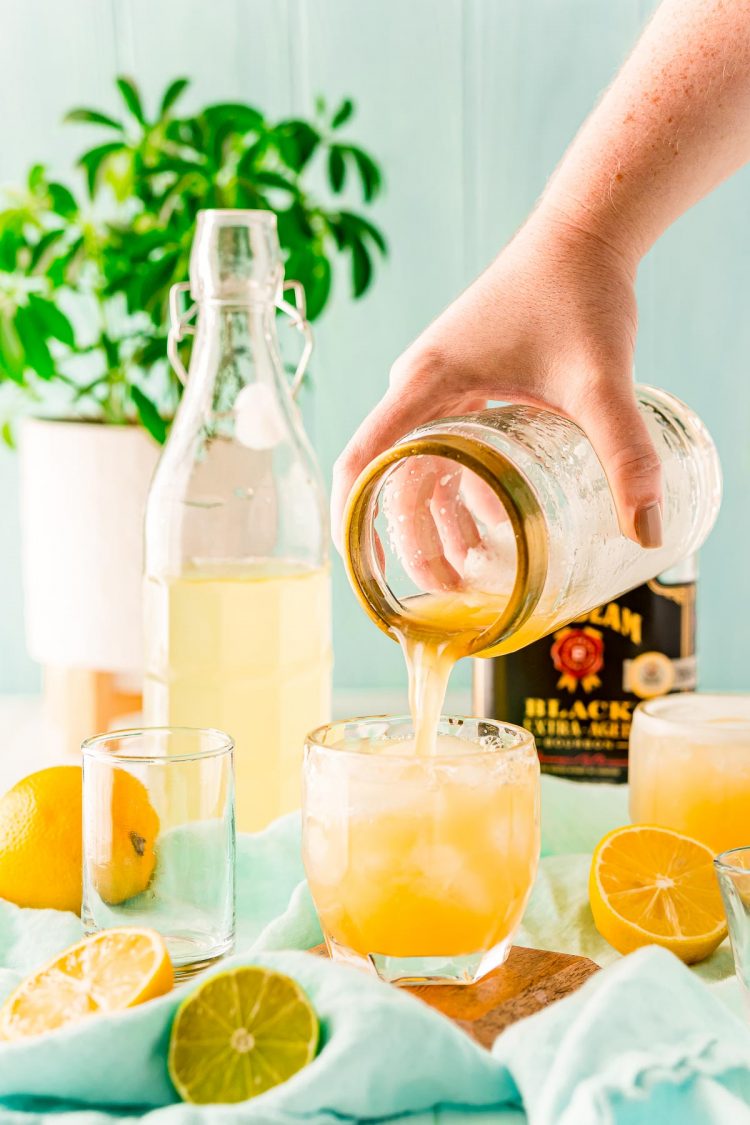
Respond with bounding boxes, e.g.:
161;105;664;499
474;577;696;782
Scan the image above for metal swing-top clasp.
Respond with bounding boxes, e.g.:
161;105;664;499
167;278;314;400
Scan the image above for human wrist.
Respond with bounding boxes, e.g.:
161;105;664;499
529;190;645;281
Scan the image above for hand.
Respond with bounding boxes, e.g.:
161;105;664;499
331;205;662;570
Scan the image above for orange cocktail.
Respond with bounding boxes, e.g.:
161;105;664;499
629;693;750;854
303;716;540;984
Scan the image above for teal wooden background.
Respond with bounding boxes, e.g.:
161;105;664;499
1;0;748;697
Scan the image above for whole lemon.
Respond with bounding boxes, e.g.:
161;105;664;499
89;768;160;905
0;766;160;914
0;766;84;913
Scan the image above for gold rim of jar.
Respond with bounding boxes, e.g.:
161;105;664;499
343;431;549;656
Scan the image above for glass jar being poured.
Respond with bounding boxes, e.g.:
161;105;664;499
343;386;721;754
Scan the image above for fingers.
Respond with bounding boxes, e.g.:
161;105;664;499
331;380;440;552
575;381;663;547
430;466;481;573
383;459;463;592
459;471;509;528
383;461;504;593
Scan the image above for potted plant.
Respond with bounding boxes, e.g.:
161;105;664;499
0;76;385;746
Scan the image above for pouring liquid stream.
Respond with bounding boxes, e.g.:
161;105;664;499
394;591;511;756
394;589;566;754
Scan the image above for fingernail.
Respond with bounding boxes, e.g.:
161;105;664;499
634;502;663;549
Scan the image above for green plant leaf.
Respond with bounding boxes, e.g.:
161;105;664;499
274;119;320;171
331;97;354;129
149;153;209;176
203;103;264;133
159;77;190;117
48;182;78;218
133;333;168;368
327;146;346;193
165;116;204;150
236;138;269;179
282;245;334;320
28;228;65;272
327;217;347;252
116;76;146;125
345;145;382;202
338;210;388;255
78;142;127;197
142;158;210;209
0;227;19;271
65;108;124;131
276;201;314;247
1;421;15;449
27;294;75;347
14;305;55;379
205;118;242;168
136;251;180;314
28;164;46;194
350;237;373;298
0;313;25;383
232;179;265;209
253;170;298;195
45;235;84;286
130;384;167;443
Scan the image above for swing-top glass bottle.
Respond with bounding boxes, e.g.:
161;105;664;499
144;210;331;832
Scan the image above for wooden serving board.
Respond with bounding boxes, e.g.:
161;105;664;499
311;944;599;1049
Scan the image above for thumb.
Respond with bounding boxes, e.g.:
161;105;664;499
575;383;663;548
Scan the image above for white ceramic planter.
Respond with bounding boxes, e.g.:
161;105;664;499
19;418;160;672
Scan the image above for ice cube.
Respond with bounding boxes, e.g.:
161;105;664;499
303;817;348;886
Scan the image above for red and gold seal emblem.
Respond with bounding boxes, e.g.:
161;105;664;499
550;626;604;693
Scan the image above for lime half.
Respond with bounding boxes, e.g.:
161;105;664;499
168;966;319;1104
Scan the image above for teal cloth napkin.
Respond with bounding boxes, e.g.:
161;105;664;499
494;945;750;1125
0;780;747;1124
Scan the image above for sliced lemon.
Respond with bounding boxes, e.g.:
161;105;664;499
168;966;319;1104
589;824;727;963
0;928;173;1039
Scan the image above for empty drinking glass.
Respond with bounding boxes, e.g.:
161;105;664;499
715;848;750;1017
82;727;235;979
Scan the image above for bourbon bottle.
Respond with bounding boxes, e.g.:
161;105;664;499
473;557;697;782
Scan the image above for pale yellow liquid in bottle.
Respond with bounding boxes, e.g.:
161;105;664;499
144;562;331;832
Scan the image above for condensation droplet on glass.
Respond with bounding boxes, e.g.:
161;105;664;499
439;507;446;515
439;474;453;487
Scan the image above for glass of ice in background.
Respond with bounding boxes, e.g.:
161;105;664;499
302;716;540;985
629;693;750;854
